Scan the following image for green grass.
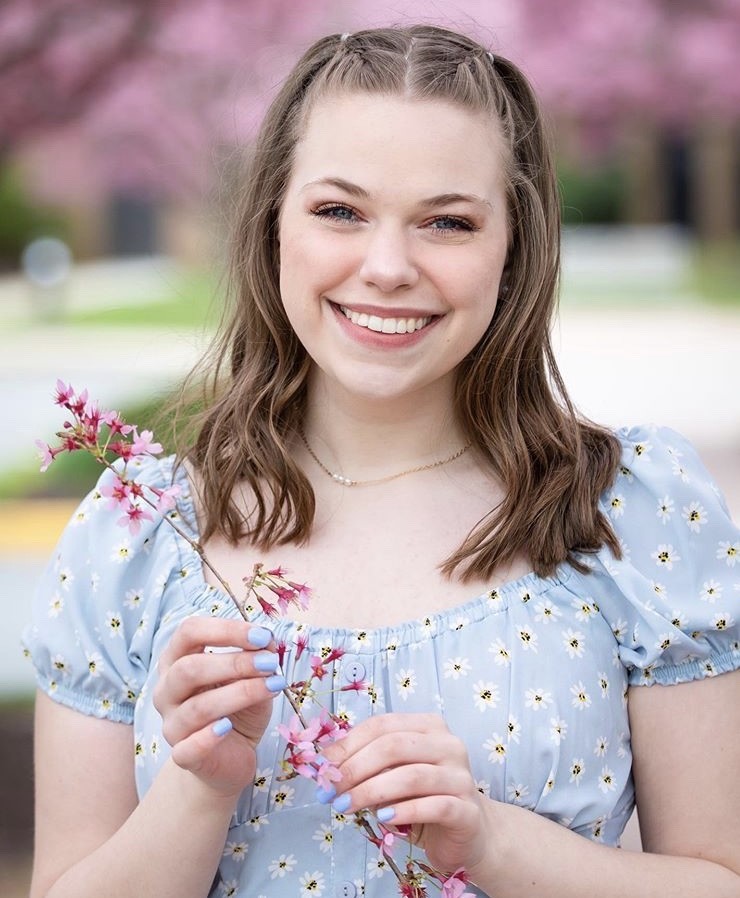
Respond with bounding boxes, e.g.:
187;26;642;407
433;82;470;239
64;270;224;329
689;241;740;306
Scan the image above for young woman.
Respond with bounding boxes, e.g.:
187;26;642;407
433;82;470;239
24;25;740;898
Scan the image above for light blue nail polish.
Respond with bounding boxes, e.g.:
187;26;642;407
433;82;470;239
377;806;395;823
247;626;273;648
212;717;232;737
254;651;279;673
265;674;287;693
315;784;337;804
332;792;352;813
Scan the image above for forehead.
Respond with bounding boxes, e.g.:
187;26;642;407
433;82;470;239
288;92;509;200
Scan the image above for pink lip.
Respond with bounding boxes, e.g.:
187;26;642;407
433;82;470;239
328;301;441;349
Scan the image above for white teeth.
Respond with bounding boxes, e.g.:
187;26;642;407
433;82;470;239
340;306;431;334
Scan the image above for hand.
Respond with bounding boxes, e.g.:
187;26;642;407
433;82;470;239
321;712;490;874
153;617;285;799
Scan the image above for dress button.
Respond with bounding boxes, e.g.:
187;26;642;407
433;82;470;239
337;882;356;898
344;660;366;683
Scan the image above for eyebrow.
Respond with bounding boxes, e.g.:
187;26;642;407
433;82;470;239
301;177;492;210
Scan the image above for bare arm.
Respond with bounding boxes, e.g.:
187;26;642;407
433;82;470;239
30;617;283;898
323;670;740;897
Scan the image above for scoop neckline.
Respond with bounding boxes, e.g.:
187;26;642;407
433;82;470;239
166;455;572;648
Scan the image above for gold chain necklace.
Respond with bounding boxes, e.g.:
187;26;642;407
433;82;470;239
298;426;471;487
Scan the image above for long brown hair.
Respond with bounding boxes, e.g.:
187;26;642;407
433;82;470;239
182;24;621;579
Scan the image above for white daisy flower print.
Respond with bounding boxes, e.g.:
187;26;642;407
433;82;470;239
573;599;599;624
474;779;491;798
150;736;160;760
86;652;104;677
651;544;681;570
682;501;707;533
134;734;145;766
611;619;628;641
111;540;132;563
534;600;561;624
366;858;388;879
598;673;610;698
570;682;592;710
488;638;511;666
717;541;739;567
253;768;272;793
656;495;674;523
598;766;617;793
483;733;507;764
396;669;416;700
671;457;690;482
633;440;652;459
507;715;521;743
569;759;585;785
517;626;538;652
272;785;296;809
57;567;74;591
247;815;268;832
550;717;568;744
312;824;333;854
525;687;552;712
700;580;722;603
105;611;124;638
51;654;68;674
650;581;668;601
655;633;673;652
223;841;248;862
124;587;144;610
712;612;735;631
562;628;585;659
506;783;530;804
473;681;500;712
269;854;296;879
443;657;471;679
608;493;626;518
48;593;64;618
89;571;100;593
219;879;238;896
594;737;609;757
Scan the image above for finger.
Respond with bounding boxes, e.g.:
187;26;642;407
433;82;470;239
330;763;473;817
322;713;447;764
329;730;468;796
162;674;284;746
155;647;281;711
158;617;273;674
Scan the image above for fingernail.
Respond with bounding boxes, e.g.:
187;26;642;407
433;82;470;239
377;806;395;823
212;717;233;737
254;651;279;673
315;784;337;804
332;792;352;813
247;626;273;648
265;674;287;693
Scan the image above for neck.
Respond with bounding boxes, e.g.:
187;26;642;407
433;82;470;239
301;378;468;480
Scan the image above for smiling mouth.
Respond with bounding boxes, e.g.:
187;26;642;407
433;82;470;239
339;305;434;335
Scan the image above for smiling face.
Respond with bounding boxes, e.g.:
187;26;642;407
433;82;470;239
278;92;510;409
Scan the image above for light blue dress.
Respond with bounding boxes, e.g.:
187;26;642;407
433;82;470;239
23;425;740;898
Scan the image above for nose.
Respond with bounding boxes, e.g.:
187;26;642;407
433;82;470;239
358;225;419;293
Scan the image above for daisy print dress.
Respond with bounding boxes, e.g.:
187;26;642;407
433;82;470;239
23;425;740;898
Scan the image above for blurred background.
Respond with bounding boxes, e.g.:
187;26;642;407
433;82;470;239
1;0;738;891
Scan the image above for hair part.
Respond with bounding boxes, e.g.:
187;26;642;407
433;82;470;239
181;24;621;579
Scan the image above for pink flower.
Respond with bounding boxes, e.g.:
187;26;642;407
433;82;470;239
117;503;154;536
340;679;367;693
153;484;181;512
35;439;60;472
54;379;75;408
288;580;312;609
440;870;474;898
314;756;342;791
310;655;328;680
100;475;133;509
294;632;308;660
130;429;163;456
101;410;133;436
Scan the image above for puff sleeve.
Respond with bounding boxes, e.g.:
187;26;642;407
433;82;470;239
591;425;740;686
21;455;185;722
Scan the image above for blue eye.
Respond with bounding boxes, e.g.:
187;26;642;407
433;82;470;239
313;204;358;222
429;216;474;233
